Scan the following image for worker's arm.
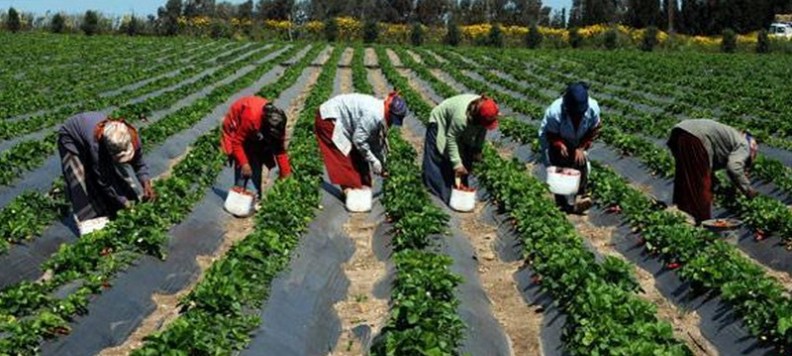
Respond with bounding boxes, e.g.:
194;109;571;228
726;147;753;195
579;124;601;150
539;106;564;149
446;121;465;169
352;112;383;172
230;108;255;167
271;135;291;178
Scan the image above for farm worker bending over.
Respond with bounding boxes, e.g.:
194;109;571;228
315;92;408;193
221;96;291;200
538;82;601;214
422;94;499;203
57;112;155;225
667;119;758;224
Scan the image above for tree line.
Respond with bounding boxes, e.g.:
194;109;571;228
3;0;792;36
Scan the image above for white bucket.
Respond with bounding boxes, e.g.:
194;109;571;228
546;166;581;195
224;187;255;217
78;216;109;236
346;188;373;212
450;187;476;212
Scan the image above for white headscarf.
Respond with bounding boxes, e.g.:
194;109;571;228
103;121;135;163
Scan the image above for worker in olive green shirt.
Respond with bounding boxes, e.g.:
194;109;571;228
422;94;499;204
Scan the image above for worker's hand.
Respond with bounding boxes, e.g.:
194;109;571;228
574;149;586;166
122;199;133;209
454;165;469;177
381;170;390;178
371;160;384;175
472;153;483;162
745;188;759;200
143;180;156;202
554;141;569;158
241;164;253;178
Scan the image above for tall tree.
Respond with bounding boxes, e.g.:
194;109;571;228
568;0;583;27
238;0;254;19
258;0;294;20
81;10;100;36
550;7;566;28
50;12;66;33
157;0;182;35
6;7;21;32
627;0;660;27
184;0;216;18
415;0;450;25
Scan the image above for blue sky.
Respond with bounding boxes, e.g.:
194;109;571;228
1;0;571;17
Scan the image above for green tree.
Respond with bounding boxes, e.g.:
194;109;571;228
81;10;100;36
525;23;543;48
603;26;618;49
640;26;659;51
324;17;338;42
414;0;449;26
721;28;736;53
756;29;770;53
410;22;424;46
363;19;379;43
488;23;504;47
125;16;140;36
445;19;461;46
258;0;294;20
6;7;21;33
568;27;582;48
157;0;182;36
50;13;66;33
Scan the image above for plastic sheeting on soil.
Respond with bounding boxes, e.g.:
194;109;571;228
0;50;296;289
510;140;774;355
40;168;238;355
240;184;371;355
428;193;514;356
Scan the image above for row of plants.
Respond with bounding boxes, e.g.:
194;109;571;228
499;117;792;350
502;48;792;145
431;47;792;247
368;46;465;354
0;44;308;259
0;42;321;355
0;126;227;354
0;43;281;187
0;42;314;345
0;36;203;118
132;44;336;354
391;46;691;354
0;40;258;139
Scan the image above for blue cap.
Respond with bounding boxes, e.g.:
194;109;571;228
389;95;407;126
563;83;589;116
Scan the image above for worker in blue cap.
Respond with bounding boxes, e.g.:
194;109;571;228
538;82;602;214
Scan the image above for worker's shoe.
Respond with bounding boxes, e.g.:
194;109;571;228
573;197;593;215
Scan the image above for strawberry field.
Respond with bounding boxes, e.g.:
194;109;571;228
2;33;792;356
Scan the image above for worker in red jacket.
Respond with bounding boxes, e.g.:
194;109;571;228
221;96;291;200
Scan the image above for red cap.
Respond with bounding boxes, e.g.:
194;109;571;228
477;98;499;130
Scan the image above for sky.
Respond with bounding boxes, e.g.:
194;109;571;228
1;0;571;17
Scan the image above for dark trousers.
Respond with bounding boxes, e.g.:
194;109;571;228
422;123;474;204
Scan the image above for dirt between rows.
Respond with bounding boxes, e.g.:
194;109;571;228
387;59;543;355
100;57;326;356
330;55;390;356
409;53;717;355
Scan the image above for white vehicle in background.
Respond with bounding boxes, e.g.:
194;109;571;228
769;23;792;38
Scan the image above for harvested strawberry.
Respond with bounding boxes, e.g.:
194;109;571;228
755;230;767;241
605;205;622;214
532;275;542;285
666;262;681;270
